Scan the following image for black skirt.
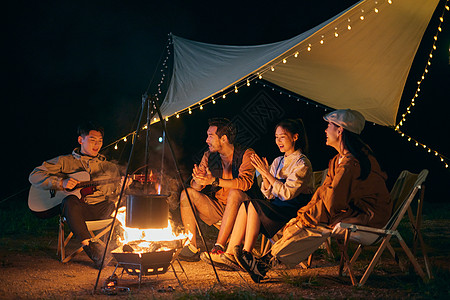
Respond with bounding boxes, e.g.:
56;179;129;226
245;194;311;238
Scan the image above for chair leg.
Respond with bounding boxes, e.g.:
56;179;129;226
359;235;393;286
324;237;334;258
339;229;357;285
396;233;426;281
57;218;64;260
350;244;363;265
407;187;433;279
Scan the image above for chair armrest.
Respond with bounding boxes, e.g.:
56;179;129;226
337;223;390;235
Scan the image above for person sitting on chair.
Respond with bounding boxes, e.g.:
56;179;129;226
208;119;315;270
234;109;392;283
178;117;257;262
29;121;127;269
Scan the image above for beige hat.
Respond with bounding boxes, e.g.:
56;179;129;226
323;109;365;134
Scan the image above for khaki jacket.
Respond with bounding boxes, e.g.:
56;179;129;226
297;154;392;229
29;148;121;205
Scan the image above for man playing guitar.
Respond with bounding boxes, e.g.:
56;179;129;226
29;121;126;269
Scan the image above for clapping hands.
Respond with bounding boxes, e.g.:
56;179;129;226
192;164;214;186
250;153;269;177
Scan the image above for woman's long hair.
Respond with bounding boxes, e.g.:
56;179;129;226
275;119;309;155
342;130;373;180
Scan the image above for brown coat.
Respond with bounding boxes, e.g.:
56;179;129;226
297;154;392;229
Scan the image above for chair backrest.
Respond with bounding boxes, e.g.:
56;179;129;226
385;169;429;231
313;169;328;192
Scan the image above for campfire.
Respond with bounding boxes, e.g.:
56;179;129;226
110;205;191;276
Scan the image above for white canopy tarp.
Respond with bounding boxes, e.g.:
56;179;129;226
161;0;439;126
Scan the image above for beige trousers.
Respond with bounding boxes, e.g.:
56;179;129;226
270;224;332;267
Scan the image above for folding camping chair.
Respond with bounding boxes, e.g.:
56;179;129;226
57;216;113;263
335;169;431;286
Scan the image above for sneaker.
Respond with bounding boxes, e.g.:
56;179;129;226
199;244;224;263
234;245;270;283
83;241;112;269
202;251;242;271
178;245;200;262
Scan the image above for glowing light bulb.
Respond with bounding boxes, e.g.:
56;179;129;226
212;99;216;104
258;74;262;79
294;52;299;58
388;0;392;4
271;66;275;71
374;8;378;13
307;44;311;51
188;108;192;114
334;32;339;37
153;117;157;122
200;105;203;110
222;94;226;99
123;137;127;142
360;15;364;20
234;86;238;93
114;144;118;150
247;79;250;86
440;17;444;22
320;39;324;44
165;117;169;122
438;27;442;32
347;25;351;30
282;58;287;63
176;114;179;118
158;137;163;143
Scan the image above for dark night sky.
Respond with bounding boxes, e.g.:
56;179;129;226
2;0;449;204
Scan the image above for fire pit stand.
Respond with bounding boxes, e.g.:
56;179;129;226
108;247;187;290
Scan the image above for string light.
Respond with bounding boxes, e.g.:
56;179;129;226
394;0;449;169
116;0;393;128
104;0;448;170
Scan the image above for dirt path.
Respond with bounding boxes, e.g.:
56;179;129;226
1;232;448;299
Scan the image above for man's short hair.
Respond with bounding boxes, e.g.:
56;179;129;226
208;117;237;144
77;121;104;137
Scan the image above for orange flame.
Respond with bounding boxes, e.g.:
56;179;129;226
115;207;192;248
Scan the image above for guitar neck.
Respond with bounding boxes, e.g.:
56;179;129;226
76;178;121;189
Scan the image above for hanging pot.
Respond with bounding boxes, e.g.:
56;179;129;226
126;193;169;228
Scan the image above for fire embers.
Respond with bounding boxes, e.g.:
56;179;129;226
119;239;184;254
101;274;130;295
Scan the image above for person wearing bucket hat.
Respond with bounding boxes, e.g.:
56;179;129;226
236;109;392;283
323;109;365;135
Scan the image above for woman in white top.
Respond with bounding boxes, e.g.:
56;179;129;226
210;119;314;270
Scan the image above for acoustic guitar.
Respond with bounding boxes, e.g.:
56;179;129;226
28;171;121;213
